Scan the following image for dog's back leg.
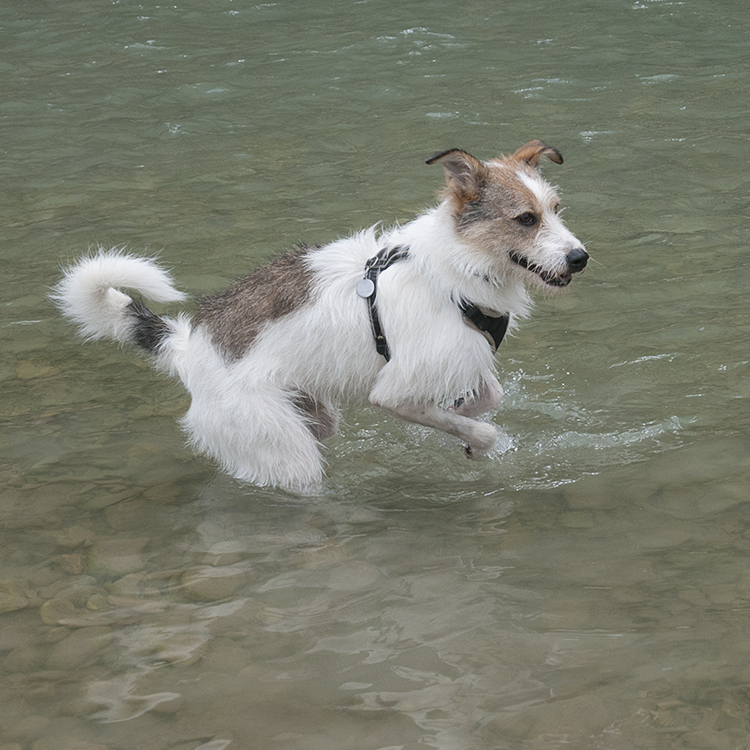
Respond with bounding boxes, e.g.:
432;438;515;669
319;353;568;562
183;382;325;491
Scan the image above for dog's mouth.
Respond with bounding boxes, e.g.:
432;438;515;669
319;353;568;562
509;251;572;288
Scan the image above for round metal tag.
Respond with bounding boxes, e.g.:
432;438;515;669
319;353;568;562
356;278;375;298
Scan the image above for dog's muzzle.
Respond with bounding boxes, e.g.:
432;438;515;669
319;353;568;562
509;247;589;287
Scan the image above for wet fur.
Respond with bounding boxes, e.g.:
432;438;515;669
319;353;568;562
52;141;588;491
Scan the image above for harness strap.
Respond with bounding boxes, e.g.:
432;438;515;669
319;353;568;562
357;246;510;360
356;246;410;361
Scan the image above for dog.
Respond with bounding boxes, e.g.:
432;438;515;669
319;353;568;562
52;140;589;491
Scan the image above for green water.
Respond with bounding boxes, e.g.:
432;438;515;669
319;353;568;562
2;0;750;748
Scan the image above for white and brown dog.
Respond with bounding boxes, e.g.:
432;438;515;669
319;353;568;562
53;141;588;490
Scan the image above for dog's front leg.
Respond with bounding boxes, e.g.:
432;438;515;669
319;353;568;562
372;397;498;459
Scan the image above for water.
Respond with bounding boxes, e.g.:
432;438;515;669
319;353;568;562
2;0;750;747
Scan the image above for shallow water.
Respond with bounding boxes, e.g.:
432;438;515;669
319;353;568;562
2;0;750;748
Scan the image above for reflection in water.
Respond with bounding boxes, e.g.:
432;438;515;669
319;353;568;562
1;428;750;747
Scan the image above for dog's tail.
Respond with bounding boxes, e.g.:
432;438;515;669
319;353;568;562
51;249;188;356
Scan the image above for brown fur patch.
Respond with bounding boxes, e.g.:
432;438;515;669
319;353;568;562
194;245;318;357
454;161;552;233
427;144;564;238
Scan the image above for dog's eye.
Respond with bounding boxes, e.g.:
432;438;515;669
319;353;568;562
516;212;537;226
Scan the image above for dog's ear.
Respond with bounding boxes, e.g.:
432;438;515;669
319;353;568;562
426;149;488;202
513;140;563;167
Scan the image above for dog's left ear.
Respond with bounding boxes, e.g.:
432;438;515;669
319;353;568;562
513;140;564;167
426;149;488;203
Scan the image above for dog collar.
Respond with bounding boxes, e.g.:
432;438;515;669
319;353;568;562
457;301;510;351
357;246;510;360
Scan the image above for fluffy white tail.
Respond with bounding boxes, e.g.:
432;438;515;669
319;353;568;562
51;249;187;346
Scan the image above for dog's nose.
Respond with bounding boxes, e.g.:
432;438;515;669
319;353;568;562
566;247;589;273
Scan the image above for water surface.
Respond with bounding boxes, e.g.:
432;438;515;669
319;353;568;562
2;1;750;748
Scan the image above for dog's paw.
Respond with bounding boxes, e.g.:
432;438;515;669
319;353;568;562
463;422;498;459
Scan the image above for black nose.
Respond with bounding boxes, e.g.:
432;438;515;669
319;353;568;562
566;247;589;273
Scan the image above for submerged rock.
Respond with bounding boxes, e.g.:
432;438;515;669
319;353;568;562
181;567;246;602
39;599;75;625
0;591;29;614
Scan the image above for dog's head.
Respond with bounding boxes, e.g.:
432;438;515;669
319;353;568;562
427;141;588;289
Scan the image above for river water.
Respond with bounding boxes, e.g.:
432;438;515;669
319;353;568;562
2;0;750;748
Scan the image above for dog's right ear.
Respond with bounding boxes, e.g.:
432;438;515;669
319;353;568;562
426;149;487;203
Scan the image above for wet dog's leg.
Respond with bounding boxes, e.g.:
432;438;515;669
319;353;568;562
373;398;498;458
184;382;325;491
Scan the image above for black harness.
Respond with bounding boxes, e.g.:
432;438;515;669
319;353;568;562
356;246;510;362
